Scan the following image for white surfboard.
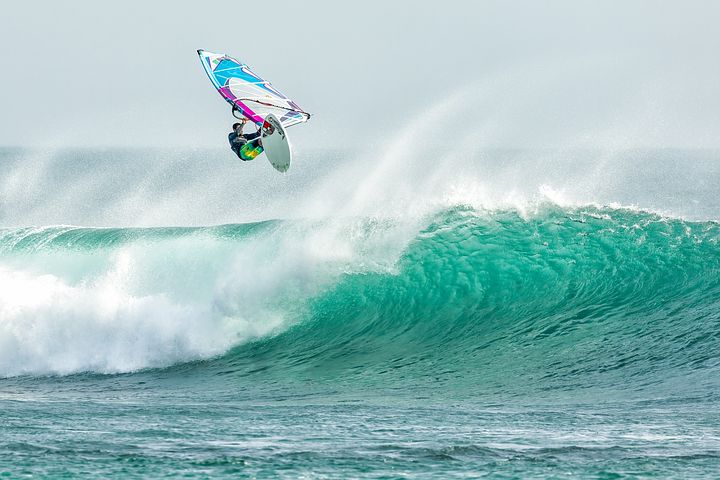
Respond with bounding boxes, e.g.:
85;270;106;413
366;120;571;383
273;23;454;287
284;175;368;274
261;113;292;173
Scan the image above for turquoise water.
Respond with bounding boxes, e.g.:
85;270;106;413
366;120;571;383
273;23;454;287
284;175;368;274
1;149;720;477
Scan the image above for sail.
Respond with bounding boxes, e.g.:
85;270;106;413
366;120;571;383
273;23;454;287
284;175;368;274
197;49;310;128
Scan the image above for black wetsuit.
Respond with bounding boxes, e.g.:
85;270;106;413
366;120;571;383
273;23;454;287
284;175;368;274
228;130;261;160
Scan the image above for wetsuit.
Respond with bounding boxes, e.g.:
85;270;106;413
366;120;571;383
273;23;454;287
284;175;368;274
228;129;264;161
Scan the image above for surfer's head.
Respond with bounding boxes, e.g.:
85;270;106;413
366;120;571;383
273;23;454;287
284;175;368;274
232;122;242;130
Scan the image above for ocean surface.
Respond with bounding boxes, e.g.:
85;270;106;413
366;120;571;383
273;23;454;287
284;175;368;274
1;146;719;478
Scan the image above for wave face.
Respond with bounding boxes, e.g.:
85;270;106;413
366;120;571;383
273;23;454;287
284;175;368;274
2;207;719;400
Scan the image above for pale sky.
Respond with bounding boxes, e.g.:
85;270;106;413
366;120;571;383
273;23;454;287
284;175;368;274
2;0;719;149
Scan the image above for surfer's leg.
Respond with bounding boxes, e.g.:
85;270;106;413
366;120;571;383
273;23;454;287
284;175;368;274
251;141;264;157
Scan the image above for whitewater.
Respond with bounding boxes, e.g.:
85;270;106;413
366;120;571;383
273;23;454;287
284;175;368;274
1;94;720;477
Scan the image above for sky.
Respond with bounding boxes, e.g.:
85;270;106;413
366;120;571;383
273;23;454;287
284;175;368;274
1;0;720;149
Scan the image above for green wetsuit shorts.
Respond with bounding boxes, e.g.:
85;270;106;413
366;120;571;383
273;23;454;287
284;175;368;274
239;141;264;161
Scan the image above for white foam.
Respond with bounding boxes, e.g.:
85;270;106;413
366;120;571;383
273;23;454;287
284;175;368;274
0;215;416;377
0;262;237;376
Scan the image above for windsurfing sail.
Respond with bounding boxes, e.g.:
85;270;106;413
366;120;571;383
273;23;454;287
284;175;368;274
197;49;310;128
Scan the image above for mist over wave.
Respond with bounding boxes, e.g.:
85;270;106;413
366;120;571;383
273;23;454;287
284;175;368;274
1;87;719;387
3;73;720;227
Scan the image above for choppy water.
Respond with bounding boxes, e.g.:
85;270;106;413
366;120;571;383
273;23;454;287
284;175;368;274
1;146;720;478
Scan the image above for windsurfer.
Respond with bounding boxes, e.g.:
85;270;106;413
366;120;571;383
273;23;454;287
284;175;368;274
228;119;264;161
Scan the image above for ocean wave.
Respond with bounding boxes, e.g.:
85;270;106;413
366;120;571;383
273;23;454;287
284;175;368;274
1;206;719;398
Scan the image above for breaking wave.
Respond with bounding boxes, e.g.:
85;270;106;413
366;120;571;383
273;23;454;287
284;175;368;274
2;206;719;400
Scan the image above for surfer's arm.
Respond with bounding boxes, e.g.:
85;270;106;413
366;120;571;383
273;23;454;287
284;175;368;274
234;118;249;136
244;131;261;142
